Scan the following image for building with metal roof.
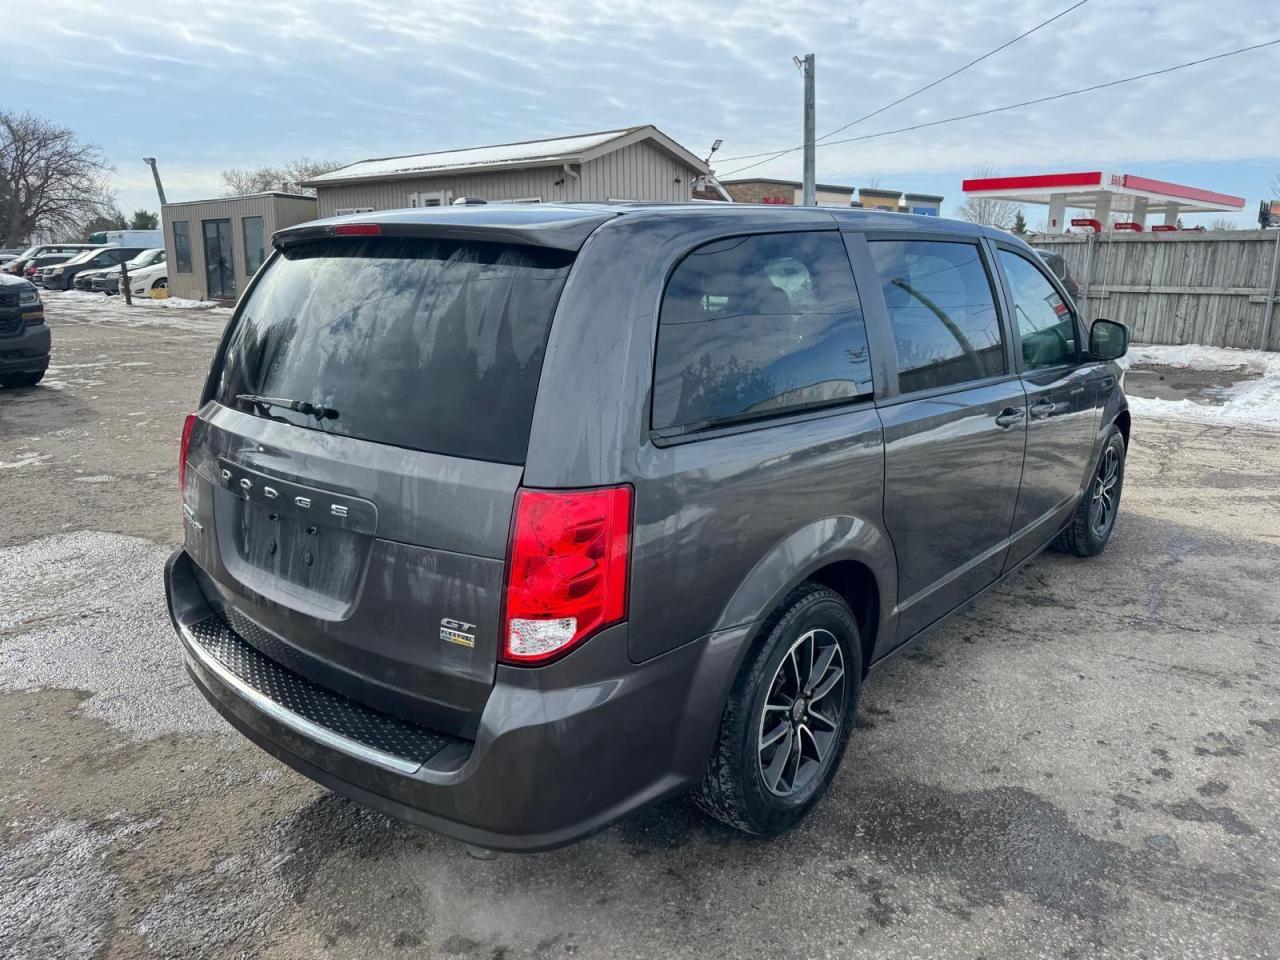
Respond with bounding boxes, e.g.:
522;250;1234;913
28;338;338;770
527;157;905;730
303;125;711;217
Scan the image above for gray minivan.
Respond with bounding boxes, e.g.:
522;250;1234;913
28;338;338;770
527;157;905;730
166;204;1130;851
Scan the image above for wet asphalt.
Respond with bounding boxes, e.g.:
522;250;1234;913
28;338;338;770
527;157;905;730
1;294;1277;959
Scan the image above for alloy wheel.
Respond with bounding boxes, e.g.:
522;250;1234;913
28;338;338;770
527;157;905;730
757;628;847;797
1090;443;1121;537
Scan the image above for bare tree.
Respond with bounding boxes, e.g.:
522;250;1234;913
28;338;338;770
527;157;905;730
0;111;115;246
221;157;341;197
1207;217;1238;231
956;165;1020;230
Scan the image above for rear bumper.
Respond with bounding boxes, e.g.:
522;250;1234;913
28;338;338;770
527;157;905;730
0;320;50;372
165;548;744;851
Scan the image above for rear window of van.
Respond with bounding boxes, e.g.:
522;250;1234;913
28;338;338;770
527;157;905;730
213;237;573;464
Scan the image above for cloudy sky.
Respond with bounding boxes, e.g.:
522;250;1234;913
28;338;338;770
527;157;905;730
6;0;1280;225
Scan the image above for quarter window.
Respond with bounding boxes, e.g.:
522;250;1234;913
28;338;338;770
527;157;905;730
173;221;193;273
999;250;1079;369
652;232;872;433
868;240;1005;393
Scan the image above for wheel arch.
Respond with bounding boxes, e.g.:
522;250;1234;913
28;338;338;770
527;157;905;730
711;516;897;684
1114;408;1131;447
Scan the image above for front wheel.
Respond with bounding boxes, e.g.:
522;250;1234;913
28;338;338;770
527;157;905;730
695;583;861;836
1054;425;1126;557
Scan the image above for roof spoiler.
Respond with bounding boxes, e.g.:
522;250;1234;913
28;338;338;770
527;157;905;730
273;208;619;253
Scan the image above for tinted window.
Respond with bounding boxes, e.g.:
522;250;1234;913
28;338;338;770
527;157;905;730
173;221;192;273
652;232;872;432
214;237;573;464
242;216;265;274
64;249;102;266
1000;250;1078;369
868;240;1004;393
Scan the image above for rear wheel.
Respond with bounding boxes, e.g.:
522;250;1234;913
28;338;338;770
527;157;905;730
695;583;860;836
1054;425;1126;557
0;369;45;389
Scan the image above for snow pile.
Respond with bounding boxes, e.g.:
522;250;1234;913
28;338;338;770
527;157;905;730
1123;343;1280;431
40;290;230;333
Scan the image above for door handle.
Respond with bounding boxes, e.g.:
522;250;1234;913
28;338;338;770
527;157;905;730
995;407;1025;428
1030;399;1056;419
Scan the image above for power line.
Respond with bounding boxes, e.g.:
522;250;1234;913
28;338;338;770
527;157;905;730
718;38;1280;179
716;0;1090;174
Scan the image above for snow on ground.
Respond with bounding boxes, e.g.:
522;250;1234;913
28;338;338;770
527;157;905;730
0;452;50;470
41;290;231;334
1122;343;1280;432
0;531;221;740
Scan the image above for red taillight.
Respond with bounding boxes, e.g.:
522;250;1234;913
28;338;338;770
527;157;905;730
501;486;632;665
334;223;381;236
179;414;196;494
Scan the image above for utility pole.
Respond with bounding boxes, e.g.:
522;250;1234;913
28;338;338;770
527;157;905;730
142;157;167;206
795;54;816;206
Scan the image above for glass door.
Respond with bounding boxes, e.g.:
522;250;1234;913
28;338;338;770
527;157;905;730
202;219;235;299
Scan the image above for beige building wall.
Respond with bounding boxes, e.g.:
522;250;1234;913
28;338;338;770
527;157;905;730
162;193;318;302
857;190;902;212
314;141;698;217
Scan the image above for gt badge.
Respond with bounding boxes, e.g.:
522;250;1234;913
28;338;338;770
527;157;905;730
440;618;476;649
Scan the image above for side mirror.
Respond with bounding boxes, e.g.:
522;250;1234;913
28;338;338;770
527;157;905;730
1089;318;1128;360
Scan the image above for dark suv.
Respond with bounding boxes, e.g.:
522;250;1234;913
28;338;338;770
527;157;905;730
166;204;1131;851
0;271;49;387
41;246;148;291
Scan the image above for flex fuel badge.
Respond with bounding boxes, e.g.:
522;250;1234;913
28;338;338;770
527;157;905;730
440;618;476;649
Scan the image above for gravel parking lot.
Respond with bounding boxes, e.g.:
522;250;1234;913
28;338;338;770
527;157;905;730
2;293;1278;960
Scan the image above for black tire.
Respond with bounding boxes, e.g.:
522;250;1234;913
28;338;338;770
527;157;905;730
695;583;861;836
153;277;167;290
0;369;45;389
1054;425;1126;557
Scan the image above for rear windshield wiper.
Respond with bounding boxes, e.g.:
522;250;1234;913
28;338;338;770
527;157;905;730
236;393;339;421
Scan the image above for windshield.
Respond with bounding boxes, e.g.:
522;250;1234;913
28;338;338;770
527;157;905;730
213;236;574;464
64;248;105;266
128;249;164;268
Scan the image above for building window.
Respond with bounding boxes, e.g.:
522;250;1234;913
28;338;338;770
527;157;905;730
173;221;192;273
242;216;265;275
334;207;374;216
407;191;447;208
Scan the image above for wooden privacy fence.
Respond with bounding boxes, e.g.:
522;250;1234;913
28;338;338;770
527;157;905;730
1028;230;1280;351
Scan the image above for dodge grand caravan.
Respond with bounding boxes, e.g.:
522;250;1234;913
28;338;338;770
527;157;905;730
166;204;1131;850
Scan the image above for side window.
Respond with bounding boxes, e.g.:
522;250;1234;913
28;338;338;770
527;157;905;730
173;221;193;273
998;250;1079;370
868;240;1005;394
652;232;873;433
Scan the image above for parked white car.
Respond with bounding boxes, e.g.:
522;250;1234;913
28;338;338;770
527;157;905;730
90;249;166;294
125;260;168;297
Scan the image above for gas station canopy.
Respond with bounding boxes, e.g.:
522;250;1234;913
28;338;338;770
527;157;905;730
961;170;1246;233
